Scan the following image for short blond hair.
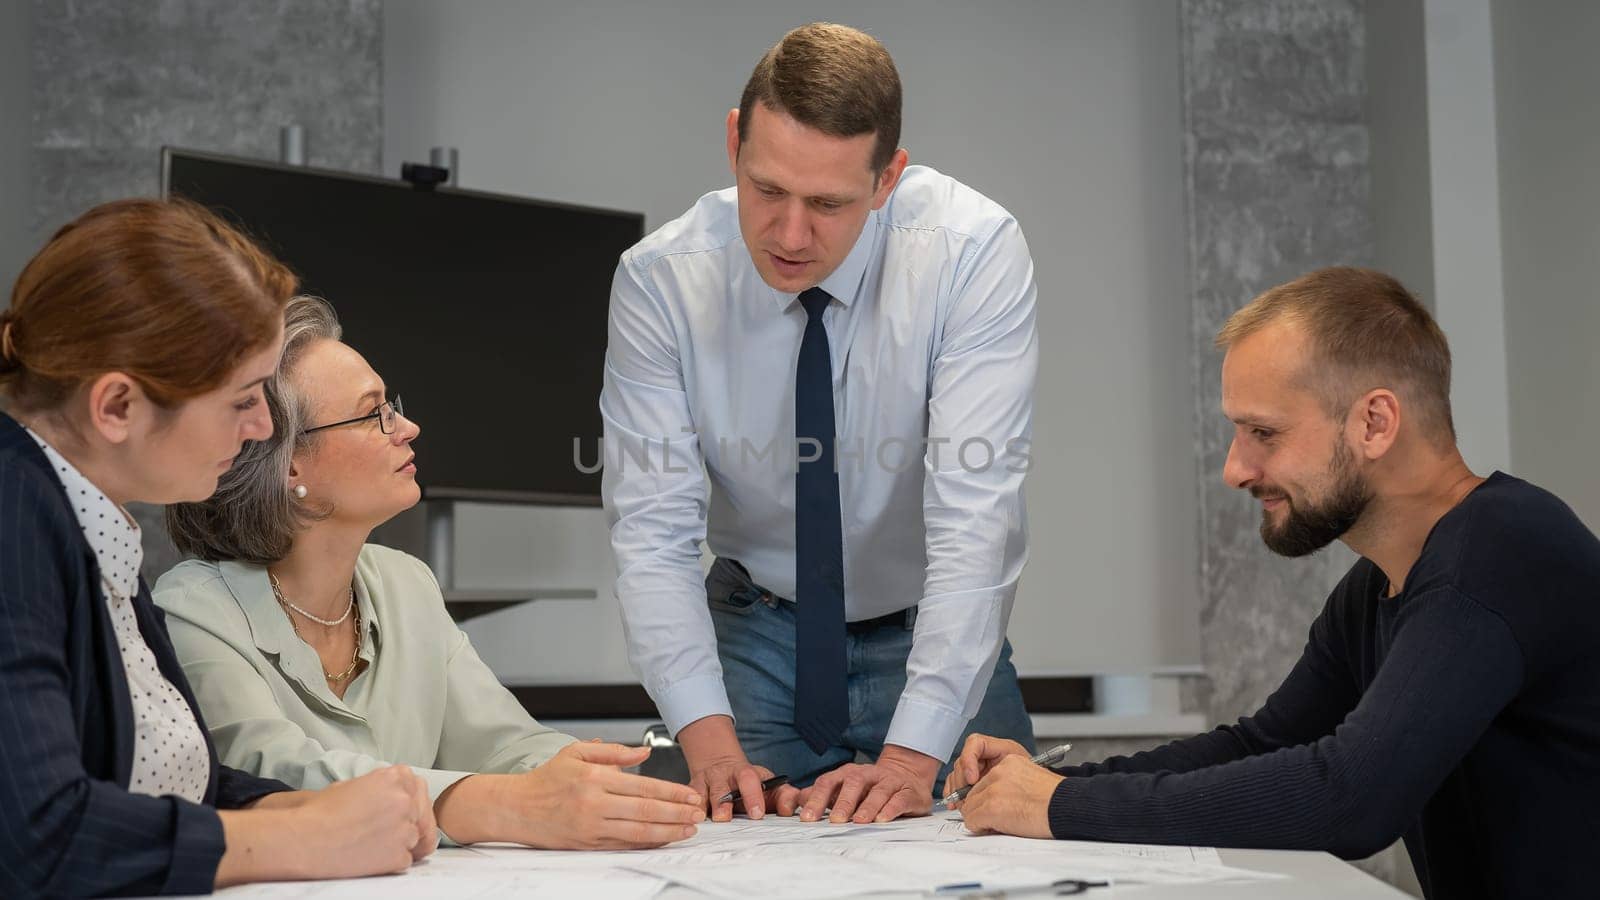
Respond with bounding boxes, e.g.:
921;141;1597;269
1216;267;1455;446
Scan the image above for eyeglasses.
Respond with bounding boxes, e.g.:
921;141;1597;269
304;395;404;435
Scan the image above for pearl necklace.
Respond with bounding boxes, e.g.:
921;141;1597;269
279;595;364;683
268;572;354;626
268;573;363;684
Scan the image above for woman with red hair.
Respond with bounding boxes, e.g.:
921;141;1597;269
0;198;436;897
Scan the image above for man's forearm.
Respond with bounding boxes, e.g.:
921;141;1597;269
676;714;744;765
1054;725;1256;778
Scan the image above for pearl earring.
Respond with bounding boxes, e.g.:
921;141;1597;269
293;485;308;499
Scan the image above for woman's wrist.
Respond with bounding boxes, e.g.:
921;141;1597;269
215;807;311;887
434;773;512;844
245;789;311;811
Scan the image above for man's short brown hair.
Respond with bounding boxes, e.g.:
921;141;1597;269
1216;267;1456;446
737;22;902;174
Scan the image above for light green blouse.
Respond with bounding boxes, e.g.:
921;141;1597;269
154;544;575;811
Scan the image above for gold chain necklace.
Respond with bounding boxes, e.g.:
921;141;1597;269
275;591;364;683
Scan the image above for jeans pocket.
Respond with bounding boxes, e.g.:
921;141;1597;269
708;590;762;616
706;558;762;616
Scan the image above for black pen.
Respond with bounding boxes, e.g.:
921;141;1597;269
716;775;790;805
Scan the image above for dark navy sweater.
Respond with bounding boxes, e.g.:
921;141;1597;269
1047;473;1600;899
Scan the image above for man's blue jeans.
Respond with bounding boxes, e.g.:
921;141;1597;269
705;558;1035;795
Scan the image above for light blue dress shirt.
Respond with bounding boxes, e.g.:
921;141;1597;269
601;165;1038;761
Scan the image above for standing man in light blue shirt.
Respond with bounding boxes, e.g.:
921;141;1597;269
601;22;1038;826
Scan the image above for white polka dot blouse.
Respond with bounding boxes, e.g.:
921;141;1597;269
25;428;211;804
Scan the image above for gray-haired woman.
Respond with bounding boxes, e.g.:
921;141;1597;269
155;295;704;850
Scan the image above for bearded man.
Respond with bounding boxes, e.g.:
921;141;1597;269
945;267;1600;900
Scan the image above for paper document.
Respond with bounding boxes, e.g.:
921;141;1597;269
210;813;1281;899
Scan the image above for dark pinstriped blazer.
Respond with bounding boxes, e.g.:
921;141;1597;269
0;411;290;897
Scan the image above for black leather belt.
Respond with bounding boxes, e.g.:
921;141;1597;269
769;591;915;633
846;606;917;633
713;558;916;633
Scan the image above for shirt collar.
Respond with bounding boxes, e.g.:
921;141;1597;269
221;558;381;659
25;427;142;599
219;561;293;656
768;208;880;312
221;558;380;715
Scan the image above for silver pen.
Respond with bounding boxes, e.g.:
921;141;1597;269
935;742;1072;810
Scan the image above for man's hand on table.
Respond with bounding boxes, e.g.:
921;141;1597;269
788;744;939;824
679;715;779;821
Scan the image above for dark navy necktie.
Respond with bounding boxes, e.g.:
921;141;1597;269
794;286;848;754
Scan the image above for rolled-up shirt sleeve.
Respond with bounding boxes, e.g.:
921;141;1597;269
600;255;730;736
886;216;1039;760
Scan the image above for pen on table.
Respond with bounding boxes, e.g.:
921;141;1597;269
934;742;1072;810
934;877;1109;898
716;774;790;805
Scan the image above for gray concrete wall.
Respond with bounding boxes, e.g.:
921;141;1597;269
1179;0;1404;887
26;0;384;576
1182;0;1369;736
1;0;32;296
29;0;383;244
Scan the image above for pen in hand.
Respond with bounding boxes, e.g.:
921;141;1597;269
935;742;1072;810
716;774;790;806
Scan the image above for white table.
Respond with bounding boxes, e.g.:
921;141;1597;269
204;838;1414;900
1115;848;1409;897
639;846;1409;899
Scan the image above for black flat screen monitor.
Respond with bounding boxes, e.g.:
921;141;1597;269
163;148;643;505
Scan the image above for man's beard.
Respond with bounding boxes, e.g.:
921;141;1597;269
1255;441;1372;558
